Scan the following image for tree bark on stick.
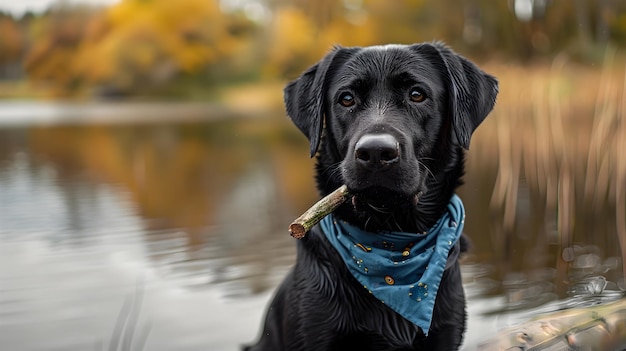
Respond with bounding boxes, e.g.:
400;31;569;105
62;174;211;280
289;185;351;239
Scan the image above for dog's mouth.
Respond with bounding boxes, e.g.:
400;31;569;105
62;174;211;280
349;186;424;211
344;186;426;232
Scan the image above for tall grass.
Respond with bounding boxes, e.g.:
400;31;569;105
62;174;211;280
471;51;626;290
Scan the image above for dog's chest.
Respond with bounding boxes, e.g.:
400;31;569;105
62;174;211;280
296;228;424;342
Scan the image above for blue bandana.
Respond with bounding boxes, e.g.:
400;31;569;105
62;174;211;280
319;194;465;335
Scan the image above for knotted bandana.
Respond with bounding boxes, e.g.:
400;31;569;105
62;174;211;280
319;194;465;335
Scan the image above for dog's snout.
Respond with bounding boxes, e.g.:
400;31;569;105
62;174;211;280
354;134;400;169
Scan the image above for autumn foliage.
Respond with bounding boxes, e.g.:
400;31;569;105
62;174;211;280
14;0;253;96
1;0;626;97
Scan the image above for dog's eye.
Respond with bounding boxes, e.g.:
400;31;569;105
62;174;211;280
409;88;426;103
338;92;355;107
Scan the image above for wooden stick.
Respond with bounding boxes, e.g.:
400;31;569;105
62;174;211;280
289;185;351;239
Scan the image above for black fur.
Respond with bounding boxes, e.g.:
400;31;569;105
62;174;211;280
245;42;498;351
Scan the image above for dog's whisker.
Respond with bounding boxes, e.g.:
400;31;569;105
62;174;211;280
321;161;342;176
418;159;437;183
321;161;344;188
364;216;372;232
365;201;394;214
390;214;404;232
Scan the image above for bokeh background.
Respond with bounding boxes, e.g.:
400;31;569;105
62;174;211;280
1;0;626;350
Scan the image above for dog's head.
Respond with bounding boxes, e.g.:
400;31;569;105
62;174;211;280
285;42;498;232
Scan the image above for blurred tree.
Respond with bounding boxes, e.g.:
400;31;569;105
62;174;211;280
264;7;317;78
73;0;254;95
22;5;98;92
0;13;23;78
19;0;259;96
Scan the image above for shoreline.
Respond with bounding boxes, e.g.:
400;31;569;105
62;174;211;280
0;100;276;128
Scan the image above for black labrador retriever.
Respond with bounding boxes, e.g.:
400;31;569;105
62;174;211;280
245;42;498;351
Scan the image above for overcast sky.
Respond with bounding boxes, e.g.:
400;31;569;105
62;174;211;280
0;0;120;16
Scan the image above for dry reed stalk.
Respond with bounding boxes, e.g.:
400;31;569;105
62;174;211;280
504;143;522;234
594;81;618;208
557;159;574;240
548;56;569;212
583;48;616;207
556;157;574;292
489;105;511;211
527;77;547;201
487;100;516;255
520;78;546;204
615;66;626;284
544;57;573;271
490;103;521;235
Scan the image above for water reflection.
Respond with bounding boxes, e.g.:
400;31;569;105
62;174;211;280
0;105;624;349
3;120;316;291
0;120;313;350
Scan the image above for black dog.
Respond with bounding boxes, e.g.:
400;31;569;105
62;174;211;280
245;42;497;351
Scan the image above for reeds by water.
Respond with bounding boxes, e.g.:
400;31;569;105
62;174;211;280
472;51;626;288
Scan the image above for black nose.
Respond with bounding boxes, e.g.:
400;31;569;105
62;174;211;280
354;134;400;170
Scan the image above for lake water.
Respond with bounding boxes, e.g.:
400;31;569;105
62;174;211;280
0;102;624;350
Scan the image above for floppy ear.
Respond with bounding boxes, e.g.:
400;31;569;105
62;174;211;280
430;42;498;149
284;47;354;157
